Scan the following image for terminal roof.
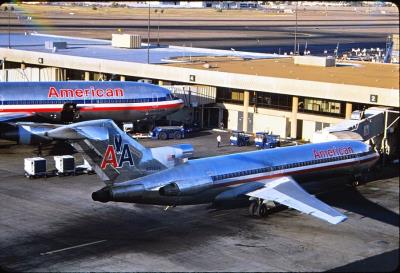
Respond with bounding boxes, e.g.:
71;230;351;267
166;57;399;89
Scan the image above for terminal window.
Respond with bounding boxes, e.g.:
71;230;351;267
301;98;344;117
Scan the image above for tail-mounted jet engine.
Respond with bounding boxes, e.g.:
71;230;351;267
159;178;213;196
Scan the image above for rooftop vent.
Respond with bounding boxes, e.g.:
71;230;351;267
294;56;336;67
112;34;141;49
45;41;67;50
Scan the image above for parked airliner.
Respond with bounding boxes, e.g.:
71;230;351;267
44;119;380;225
0;81;183;144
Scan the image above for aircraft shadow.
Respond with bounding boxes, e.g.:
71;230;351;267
308;169;398;228
2;205;255;269
319;186;399;227
327;248;399;272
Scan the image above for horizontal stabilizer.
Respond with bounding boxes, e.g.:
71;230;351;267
46;123;109;141
0;112;33;122
246;176;347;224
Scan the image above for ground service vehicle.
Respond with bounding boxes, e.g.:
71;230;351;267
255;132;280;149
230;130;250;146
150;126;185;140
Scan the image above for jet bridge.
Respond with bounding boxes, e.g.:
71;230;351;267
312;107;399;159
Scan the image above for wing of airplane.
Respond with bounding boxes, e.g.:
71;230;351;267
246;176;347;224
0;112;34;122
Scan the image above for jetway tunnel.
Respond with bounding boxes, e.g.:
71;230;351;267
312;107;399;160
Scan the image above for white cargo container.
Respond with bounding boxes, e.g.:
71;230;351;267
24;157;47;178
294;55;336;67
54;155;75;176
111;34;142;48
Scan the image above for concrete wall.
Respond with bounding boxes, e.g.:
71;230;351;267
253;113;288;137
222;102;344;139
302;120;317;141
227;109;239;130
0;67;60;82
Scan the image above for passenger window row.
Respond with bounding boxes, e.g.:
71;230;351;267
211;152;366;182
2;97;168;105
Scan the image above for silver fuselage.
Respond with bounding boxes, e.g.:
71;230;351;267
105;140;379;206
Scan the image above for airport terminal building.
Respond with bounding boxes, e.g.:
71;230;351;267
1;33;399;141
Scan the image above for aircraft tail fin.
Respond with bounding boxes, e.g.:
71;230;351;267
46;119;166;184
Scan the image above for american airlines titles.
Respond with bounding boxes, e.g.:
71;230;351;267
101;135;138;170
313;146;353;159
48;86;124;98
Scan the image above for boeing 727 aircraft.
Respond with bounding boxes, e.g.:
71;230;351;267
43;119;380;225
0;81;183;144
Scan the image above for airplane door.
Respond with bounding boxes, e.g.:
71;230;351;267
0;95;3;112
152;93;158;109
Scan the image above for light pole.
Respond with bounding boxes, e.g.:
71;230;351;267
294;2;298;55
8;5;11;49
147;2;150;64
154;9;164;47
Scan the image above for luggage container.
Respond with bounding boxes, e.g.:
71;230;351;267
54;155;75;176
24;157;47;179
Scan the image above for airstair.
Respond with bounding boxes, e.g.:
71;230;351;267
312;107;399;158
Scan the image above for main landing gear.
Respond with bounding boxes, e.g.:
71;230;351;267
351;174;366;187
248;199;275;218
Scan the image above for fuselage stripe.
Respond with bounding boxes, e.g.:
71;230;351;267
0;102;183;113
212;154;379;188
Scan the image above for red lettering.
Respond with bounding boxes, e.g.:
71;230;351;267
75;89;83;97
60;89;74;98
101;145;118;169
106;88;114;97
313;149;320;159
48;86;59;98
85;89;89;97
96;89;104;97
115;88;124;97
328;149;334;156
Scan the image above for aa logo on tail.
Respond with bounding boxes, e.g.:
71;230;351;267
101;134;135;169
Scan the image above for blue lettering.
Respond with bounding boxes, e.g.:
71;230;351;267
118;144;134;167
114;134;123;153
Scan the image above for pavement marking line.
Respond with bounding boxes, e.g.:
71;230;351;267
40;240;107;256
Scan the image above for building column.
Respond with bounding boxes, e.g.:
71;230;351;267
243;91;249;132
158;80;163;85
120;75;125;81
290;96;299;139
345;102;352;119
20;63;26;70
84;71;90;81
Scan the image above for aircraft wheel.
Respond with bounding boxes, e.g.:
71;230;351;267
248;201;258;216
257;203;268;217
